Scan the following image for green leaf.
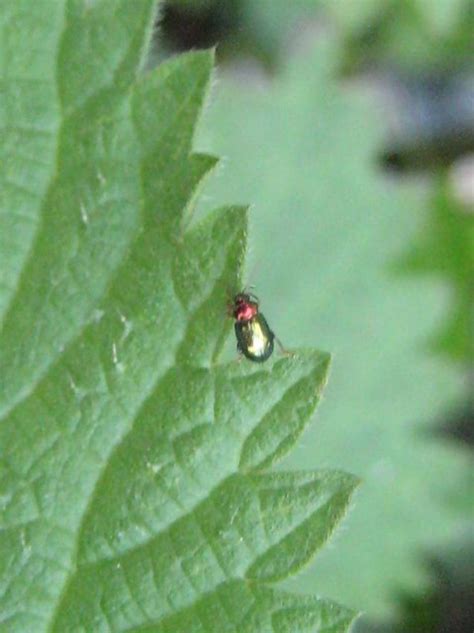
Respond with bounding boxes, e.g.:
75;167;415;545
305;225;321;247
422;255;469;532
0;2;357;632
395;180;474;364
0;1;63;322
195;36;471;619
133;582;357;633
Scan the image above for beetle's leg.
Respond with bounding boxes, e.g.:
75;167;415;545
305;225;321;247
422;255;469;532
275;336;295;358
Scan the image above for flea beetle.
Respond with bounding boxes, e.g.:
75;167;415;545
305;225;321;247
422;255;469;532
229;292;275;362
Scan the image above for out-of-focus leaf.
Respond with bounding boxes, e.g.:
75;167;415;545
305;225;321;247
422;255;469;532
196;36;471;618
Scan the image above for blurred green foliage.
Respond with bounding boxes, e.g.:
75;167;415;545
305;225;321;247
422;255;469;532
395;182;474;365
160;0;474;71
325;0;474;72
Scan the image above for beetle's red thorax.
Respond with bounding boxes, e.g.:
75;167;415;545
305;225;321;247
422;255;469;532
232;294;259;321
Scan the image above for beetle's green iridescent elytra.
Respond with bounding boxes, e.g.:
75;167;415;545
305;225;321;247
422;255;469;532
234;312;275;362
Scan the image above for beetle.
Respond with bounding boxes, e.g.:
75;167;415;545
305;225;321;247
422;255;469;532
229;292;275;362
